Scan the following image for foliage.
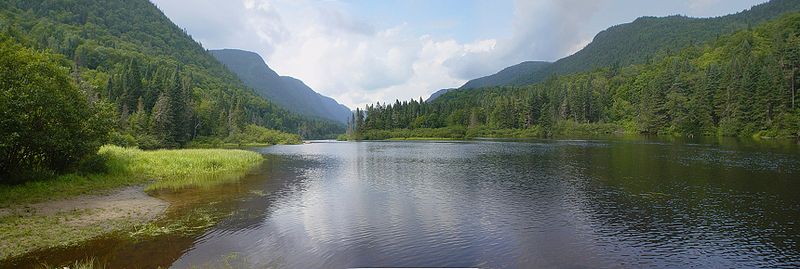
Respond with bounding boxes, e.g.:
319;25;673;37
99;145;263;190
0;0;346;182
0;40;112;183
460;0;800;88
0;145;263;206
459;61;551;90
353;13;800;139
225;124;302;145
342;126;467;140
0;0;341;151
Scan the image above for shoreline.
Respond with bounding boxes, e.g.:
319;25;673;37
0;145;266;261
0;185;168;260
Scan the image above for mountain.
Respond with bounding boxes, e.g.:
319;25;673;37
355;12;800;139
461;0;800;88
0;0;343;144
426;88;456;102
431;60;550;102
461;61;551;89
210;49;351;124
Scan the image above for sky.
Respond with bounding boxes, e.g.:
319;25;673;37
150;0;768;109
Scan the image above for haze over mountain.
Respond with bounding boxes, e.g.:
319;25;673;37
211;49;351;124
451;0;800;96
151;0;771;109
0;0;344;145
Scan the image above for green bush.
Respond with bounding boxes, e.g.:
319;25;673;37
135;134;163;150
108;131;137;147
77;154;108;175
0;40;111;183
225;124;302;145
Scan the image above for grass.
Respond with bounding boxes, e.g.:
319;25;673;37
100;146;264;191
37;253;251;269
0;145;264;207
0;145;264;261
127;207;223;239
0;211;134;260
36;258;104;269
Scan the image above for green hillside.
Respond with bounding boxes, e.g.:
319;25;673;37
351;12;800;139
457;0;800;89
0;0;343;140
211;49;352;124
460;61;550;89
0;0;342;181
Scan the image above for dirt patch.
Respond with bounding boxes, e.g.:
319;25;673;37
0;186;169;260
0;186;167;222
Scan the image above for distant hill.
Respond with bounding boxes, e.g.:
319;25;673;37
462;0;800;88
359;11;800;139
461;61;551;89
211;49;351;124
426;88;456;102
429;61;550;102
0;0;343;144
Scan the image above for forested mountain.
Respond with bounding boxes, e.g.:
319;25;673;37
0;0;342;180
460;61;551;89
458;0;800;89
349;12;800;140
0;0;342;140
211;49;351;124
426;88;456;102
429;61;550;102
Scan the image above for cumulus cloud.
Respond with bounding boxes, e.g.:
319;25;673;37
151;0;766;109
444;0;607;80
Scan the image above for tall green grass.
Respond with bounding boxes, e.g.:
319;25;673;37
100;145;264;190
0;146;264;206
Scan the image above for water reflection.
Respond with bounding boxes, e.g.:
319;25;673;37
175;140;800;268
5;139;800;268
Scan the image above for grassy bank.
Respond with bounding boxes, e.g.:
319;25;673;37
0;145;264;261
0;145;264;207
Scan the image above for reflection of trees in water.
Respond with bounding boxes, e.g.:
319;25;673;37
572;141;800;267
11;141;799;268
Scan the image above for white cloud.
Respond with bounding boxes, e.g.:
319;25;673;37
151;0;766;110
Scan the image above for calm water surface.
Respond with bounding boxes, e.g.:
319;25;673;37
7;138;800;268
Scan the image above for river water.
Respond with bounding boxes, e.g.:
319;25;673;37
7;138;800;268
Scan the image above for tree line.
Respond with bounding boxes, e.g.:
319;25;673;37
0;0;341;183
347;13;800;140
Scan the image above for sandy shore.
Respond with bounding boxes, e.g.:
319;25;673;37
0;186;168;260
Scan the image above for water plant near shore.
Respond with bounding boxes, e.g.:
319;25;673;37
0;146;264;206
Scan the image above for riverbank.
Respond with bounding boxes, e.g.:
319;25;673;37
338;122;800;142
338;122;625;141
0;186;167;260
0;145;264;260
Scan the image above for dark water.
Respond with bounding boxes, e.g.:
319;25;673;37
6;138;800;268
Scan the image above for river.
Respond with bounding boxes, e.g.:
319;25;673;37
7;138;800;268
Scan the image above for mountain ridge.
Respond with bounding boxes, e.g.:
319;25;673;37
449;0;800;95
211;49;351;124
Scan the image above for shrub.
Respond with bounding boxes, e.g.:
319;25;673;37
77;153;108;175
226;124;302;145
0;40;111;183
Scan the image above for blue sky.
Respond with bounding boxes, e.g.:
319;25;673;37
343;0;516;42
151;0;768;109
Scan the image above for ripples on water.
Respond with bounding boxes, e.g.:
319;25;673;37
6;139;800;268
166;139;800;268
